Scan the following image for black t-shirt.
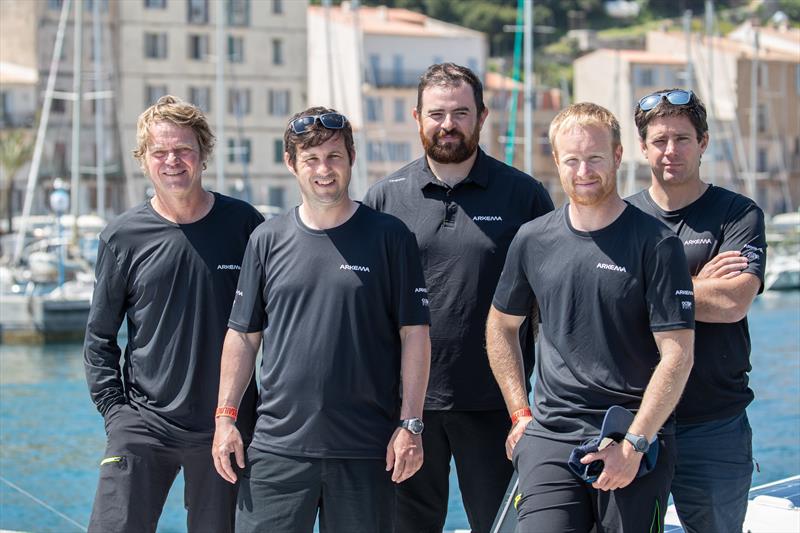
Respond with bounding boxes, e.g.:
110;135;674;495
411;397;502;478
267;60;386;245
84;193;264;445
627;186;767;423
228;204;430;459
493;205;695;441
363;150;554;410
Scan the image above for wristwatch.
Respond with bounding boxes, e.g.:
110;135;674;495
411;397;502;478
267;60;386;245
624;432;650;454
399;418;424;435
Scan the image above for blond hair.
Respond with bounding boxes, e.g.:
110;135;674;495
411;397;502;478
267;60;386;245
548;102;621;155
133;95;215;169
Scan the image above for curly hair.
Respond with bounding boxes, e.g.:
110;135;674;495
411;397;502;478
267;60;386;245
133;95;215;170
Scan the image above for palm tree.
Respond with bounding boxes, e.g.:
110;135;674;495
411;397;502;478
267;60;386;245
0;129;33;234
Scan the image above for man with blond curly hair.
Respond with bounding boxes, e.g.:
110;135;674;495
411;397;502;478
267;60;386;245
84;95;263;533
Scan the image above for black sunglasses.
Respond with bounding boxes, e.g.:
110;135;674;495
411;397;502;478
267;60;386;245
289;113;348;135
638;90;693;112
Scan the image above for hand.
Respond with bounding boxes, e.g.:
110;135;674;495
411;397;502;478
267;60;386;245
581;440;642;491
212;417;245;484
505;416;532;460
385;427;423;483
695;251;748;280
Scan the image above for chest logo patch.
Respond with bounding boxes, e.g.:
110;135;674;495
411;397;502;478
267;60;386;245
217;264;241;270
684;238;713;246
472;215;503;222
340;264;370;273
596;262;627;273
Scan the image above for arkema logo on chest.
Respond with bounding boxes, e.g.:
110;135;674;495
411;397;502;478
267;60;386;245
217;264;241;270
684;238;713;246
340;264;370;272
473;215;503;222
596;262;627;273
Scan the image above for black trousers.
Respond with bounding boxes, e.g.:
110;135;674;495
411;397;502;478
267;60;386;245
236;447;395;533
395;410;514;533
513;431;676;533
88;405;237;533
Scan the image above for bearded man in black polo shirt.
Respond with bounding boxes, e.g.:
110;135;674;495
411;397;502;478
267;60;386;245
487;102;695;532
83;96;264;532
627;89;766;533
363;63;553;533
211;106;431;533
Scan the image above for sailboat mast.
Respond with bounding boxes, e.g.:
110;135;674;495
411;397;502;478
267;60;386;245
92;0;105;219
523;0;533;176
215;0;226;193
70;0;83;242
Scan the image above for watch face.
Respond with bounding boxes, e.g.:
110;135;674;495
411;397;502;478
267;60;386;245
403;418;424;434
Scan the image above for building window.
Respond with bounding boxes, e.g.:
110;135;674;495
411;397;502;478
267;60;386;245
268;186;285;209
392;54;403;85
188;34;209;61
367;141;410;162
144;32;168;59
394;98;405;123
366;97;382;122
368;54;381;85
189;86;211;112
188;0;208;24
268;89;290;117
52;97;67;114
228;138;252;164
757;148;768;173
144;0;166;8
145;84;168;106
757;104;768;133
228;88;251;115
228;36;244;63
227;0;249;27
274;139;284;163
635;66;656;87
272;0;283;14
272;39;284;66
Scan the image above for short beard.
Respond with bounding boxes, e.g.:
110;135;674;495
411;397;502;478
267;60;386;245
421;123;481;164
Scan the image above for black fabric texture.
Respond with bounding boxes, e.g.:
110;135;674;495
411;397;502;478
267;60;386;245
493;205;695;441
363;149;554;410
83;193;263;446
627;186;766;423
228;204;430;459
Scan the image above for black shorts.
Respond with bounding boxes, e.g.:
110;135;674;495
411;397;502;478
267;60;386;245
512;430;676;533
236;447;395;533
88;404;237;533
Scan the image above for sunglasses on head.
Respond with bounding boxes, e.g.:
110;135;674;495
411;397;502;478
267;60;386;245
638;90;693;112
289;113;347;135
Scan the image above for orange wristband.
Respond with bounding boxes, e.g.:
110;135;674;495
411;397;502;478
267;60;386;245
510;407;532;425
215;406;238;421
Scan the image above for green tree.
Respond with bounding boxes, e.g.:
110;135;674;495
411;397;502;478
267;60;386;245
0;130;33;234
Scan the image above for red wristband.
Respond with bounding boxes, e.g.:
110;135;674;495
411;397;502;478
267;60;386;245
510;407;532;425
215;406;238;420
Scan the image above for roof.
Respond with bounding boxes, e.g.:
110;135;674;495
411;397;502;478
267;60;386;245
485;71;522;91
576;48;686;65
647;30;799;63
308;4;484;39
0;61;37;85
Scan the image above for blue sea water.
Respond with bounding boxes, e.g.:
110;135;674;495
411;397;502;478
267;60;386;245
1;291;798;532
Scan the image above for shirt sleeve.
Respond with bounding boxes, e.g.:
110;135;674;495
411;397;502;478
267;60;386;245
83;238;128;417
361;184;383;212
719;200;767;291
492;229;535;316
390;226;430;327
645;235;696;332
228;234;267;333
531;182;555;218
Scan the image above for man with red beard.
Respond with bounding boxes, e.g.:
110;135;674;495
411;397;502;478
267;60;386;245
487;103;695;531
363;63;553;533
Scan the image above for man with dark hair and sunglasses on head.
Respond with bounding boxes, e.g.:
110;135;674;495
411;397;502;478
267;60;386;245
363;63;553;533
627;89;767;533
211;106;431;533
84;95;264;532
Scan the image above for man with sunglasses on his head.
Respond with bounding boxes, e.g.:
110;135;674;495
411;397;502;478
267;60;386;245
627;89;766;533
363;63;553;533
211;106;431;533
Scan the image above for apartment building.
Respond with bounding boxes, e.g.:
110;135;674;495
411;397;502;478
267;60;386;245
115;0;307;210
1;0;307;221
307;3;487;195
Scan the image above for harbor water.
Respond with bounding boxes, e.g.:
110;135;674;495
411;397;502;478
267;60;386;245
1;291;798;532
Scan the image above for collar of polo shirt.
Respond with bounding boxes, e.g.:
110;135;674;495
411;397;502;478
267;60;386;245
416;148;490;190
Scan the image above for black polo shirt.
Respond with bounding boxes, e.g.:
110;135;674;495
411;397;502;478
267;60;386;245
363;149;554;410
